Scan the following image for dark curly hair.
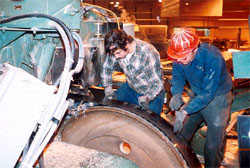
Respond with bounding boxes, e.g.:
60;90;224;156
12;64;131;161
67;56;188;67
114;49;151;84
104;29;134;55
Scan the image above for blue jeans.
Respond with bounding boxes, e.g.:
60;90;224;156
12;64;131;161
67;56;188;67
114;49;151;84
115;82;165;115
181;91;233;168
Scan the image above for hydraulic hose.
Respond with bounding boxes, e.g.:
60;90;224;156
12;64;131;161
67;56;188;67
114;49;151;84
19;20;73;167
0;13;76;69
20;21;85;168
72;32;84;74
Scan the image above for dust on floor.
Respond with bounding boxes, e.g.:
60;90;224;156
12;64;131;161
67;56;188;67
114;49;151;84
44;141;137;168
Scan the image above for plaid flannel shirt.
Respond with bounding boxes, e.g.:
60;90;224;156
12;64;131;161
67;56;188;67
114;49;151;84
101;38;164;101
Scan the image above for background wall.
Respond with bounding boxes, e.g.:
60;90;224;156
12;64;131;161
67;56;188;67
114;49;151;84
82;0;250;47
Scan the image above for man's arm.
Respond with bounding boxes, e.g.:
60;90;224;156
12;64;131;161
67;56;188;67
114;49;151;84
101;55;115;88
143;47;164;100
184;51;223;114
171;62;186;96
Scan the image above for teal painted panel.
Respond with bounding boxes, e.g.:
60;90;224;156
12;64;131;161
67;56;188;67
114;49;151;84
0;31;24;49
232;51;250;79
231;91;250;113
0;0;80;29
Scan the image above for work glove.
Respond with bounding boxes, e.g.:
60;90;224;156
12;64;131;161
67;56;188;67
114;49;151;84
169;94;183;111
173;110;187;133
138;95;150;110
104;86;116;100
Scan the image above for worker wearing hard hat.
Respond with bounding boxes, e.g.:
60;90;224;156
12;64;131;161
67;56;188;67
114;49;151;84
167;28;233;167
101;29;165;115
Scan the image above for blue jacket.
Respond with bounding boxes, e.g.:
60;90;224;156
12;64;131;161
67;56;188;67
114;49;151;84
171;43;233;114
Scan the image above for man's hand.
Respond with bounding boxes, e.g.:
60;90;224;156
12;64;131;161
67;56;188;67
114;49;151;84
173;110;187;133
104;86;116;100
169;94;183;111
138;95;150;110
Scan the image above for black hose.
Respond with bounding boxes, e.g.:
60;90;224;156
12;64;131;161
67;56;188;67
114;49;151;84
0;13;75;70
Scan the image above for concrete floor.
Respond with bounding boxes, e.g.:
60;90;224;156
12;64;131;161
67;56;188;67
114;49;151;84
221;137;239;168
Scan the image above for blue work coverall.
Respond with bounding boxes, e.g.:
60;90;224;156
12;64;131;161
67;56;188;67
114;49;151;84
171;43;233;167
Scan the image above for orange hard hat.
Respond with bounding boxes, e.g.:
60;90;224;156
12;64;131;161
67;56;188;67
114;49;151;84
167;28;199;59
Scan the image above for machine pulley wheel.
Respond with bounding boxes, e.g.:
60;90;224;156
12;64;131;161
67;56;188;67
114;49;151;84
61;103;200;168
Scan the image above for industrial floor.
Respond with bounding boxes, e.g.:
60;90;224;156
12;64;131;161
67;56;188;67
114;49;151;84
220;137;240;168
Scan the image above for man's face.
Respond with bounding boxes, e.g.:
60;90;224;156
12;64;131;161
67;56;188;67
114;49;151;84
176;48;197;65
111;48;129;59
